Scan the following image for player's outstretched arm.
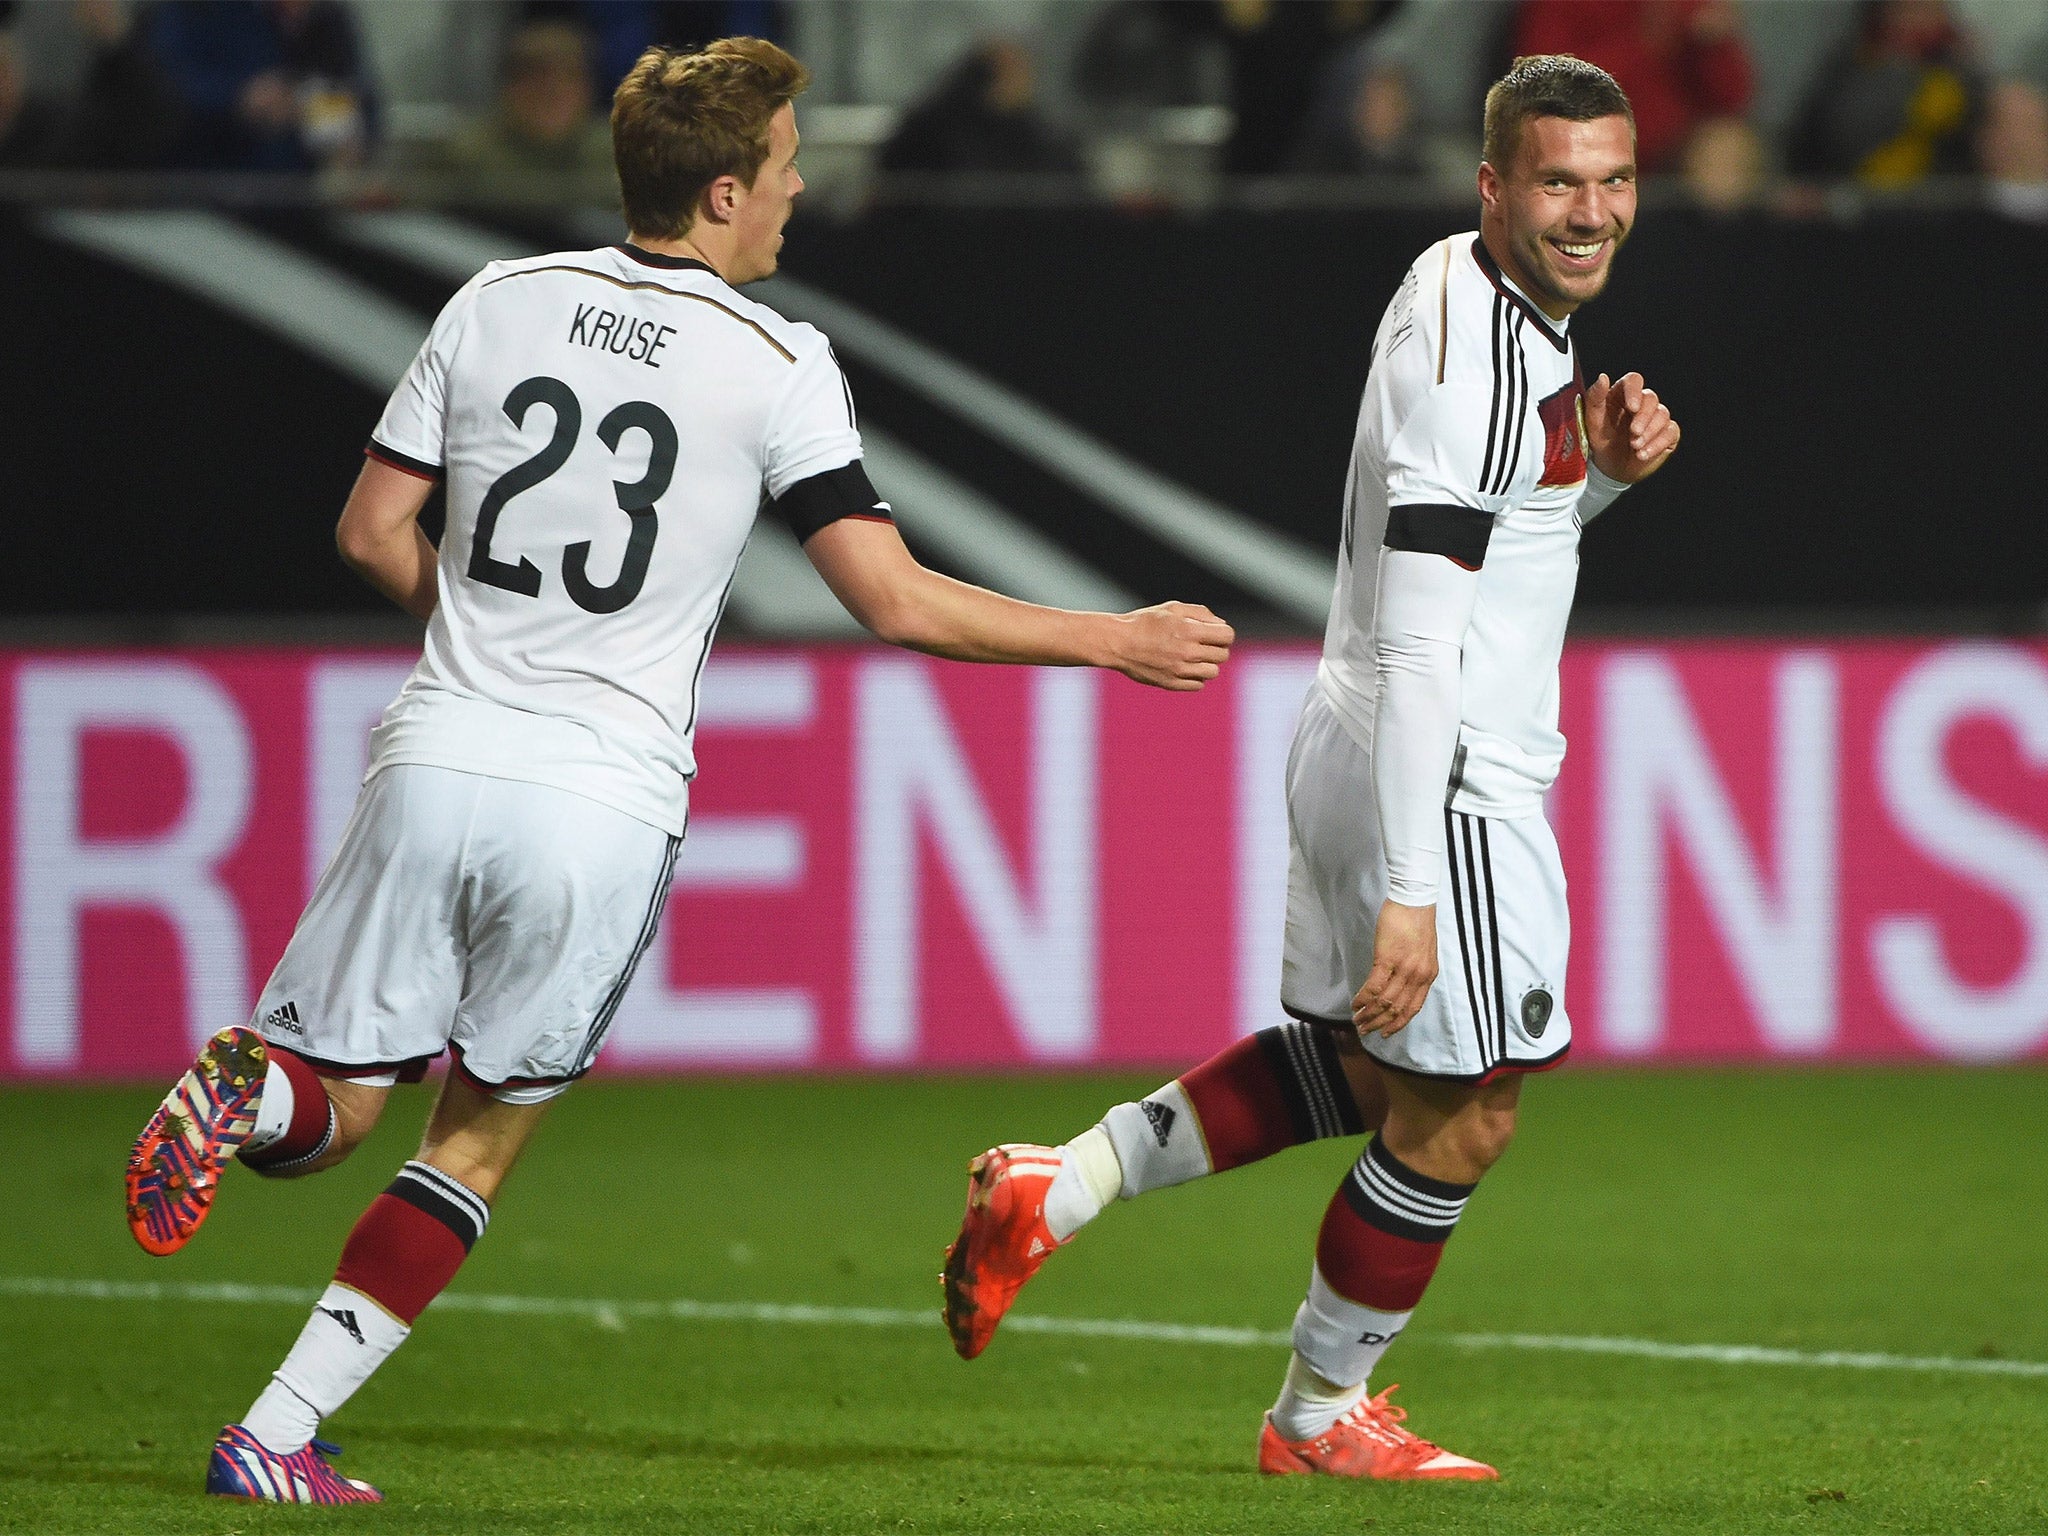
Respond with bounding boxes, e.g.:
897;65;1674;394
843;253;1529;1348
1583;371;1681;484
336;458;440;622
802;516;1233;690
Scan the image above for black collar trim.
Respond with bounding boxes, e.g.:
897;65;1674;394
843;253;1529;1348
615;243;721;277
1470;237;1569;353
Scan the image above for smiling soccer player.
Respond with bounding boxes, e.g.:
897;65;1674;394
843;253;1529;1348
943;54;1681;1482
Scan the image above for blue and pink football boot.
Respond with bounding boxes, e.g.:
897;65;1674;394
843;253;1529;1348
125;1025;268;1255
206;1425;381;1503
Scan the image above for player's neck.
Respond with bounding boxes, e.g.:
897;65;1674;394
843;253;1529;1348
627;230;732;283
1477;224;1575;325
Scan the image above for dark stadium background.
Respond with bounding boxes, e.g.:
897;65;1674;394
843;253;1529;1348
9;205;2047;628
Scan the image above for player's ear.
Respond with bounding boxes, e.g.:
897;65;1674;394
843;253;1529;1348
703;173;740;225
1476;160;1500;213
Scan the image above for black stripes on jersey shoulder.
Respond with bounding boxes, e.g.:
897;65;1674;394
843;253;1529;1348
773;461;893;542
1385;503;1493;570
1469;237;1568;500
365;439;440;481
1471;238;1568;354
1478;293;1534;499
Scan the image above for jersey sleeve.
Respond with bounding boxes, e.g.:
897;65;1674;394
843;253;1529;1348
1381;379;1507;569
1575;462;1630;524
1371;379;1500;905
764;339;887;541
1372;551;1480;904
762;340;864;500
367;271;484;481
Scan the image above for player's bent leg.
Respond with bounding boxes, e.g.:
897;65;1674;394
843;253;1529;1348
126;1031;390;1255
240;1074;389;1180
221;1073;550;1499
1261;1070;1520;1480
941;1021;1384;1360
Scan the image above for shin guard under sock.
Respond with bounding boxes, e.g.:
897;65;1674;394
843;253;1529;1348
242;1161;490;1454
1284;1137;1474;1434
238;1047;335;1174
1048;1024;1367;1242
1100;1022;1365;1203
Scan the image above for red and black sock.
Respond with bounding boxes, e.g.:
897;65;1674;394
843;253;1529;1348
335;1160;492;1323
1183;1021;1366;1172
1282;1136;1478;1411
242;1160;492;1454
1316;1134;1474;1312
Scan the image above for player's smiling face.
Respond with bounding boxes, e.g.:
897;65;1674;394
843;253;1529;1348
729;102;804;285
1480;114;1636;320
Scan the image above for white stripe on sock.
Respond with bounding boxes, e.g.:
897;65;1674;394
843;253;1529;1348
399;1162;490;1234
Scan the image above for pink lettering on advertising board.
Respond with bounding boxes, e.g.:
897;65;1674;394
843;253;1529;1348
3;642;2044;1079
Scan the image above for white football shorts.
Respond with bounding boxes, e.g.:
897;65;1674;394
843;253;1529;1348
1280;686;1570;1082
249;764;679;1103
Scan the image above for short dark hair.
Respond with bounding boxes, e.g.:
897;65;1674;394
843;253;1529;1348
1481;54;1633;170
612;38;810;240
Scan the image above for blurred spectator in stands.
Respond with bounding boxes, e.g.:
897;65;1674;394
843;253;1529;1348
143;0;374;172
432;18;616;207
1514;0;1760;207
5;2;182;170
1980;76;2048;221
1684;112;1766;214
1290;45;1425;180
1786;0;1982;189
0;24;60;165
1209;0;1397;174
518;1;789;100
1072;0;1216;123
878;37;1080;176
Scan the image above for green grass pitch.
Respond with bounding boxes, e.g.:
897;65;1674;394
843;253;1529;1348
6;1066;2047;1534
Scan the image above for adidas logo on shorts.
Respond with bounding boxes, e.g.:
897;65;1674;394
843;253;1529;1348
262;1001;304;1036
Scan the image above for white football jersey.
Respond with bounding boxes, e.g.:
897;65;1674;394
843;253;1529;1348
1316;232;1594;822
364;244;872;835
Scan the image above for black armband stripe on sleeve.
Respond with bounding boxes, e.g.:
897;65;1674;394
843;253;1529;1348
1384;503;1493;571
365;439;442;481
773;461;891;542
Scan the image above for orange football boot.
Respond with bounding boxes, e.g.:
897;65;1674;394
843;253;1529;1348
940;1143;1064;1360
1258;1385;1498;1481
125;1025;269;1255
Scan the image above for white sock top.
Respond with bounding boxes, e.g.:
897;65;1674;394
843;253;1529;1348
240;1053;298;1155
1042;1125;1123;1242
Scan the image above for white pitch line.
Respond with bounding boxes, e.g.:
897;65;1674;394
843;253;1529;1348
4;1276;2044;1381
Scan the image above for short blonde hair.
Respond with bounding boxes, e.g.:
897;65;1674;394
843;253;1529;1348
612;38;810;240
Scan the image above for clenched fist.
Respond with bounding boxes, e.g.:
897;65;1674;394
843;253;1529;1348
1111;602;1235;691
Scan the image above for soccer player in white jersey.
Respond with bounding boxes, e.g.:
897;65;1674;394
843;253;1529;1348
943;55;1680;1481
120;38;1233;1505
